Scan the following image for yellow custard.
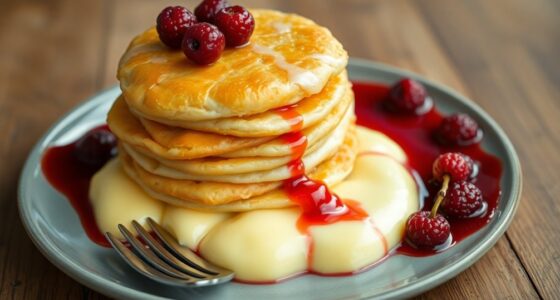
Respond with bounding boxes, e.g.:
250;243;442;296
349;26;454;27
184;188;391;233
89;126;418;282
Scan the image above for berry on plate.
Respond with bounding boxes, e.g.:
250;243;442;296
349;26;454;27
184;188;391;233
436;113;482;146
443;181;484;218
432;152;473;182
74;128;117;167
182;22;226;65
406;211;451;248
156;6;197;49
195;0;229;23
385;78;432;115
215;5;255;47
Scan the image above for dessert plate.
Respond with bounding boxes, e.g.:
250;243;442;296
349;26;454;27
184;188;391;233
18;59;521;300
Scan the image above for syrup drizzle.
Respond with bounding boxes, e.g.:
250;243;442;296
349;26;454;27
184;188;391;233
283;176;368;233
280;132;307;161
277;104;308;178
275;104;371;272
280;131;307;178
274;104;304;132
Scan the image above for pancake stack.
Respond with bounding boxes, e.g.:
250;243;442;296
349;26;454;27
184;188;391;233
108;10;357;212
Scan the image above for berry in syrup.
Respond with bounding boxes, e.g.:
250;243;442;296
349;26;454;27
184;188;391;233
442;181;484;218
432;152;473;182
385;78;433;115
405;211;451;248
435;113;482;146
74;127;117;167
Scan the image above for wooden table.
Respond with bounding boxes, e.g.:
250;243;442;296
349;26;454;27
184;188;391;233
1;0;558;298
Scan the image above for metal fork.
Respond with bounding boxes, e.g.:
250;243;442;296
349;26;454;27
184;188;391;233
105;217;234;287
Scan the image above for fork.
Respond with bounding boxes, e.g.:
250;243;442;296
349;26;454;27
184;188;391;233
105;217;234;287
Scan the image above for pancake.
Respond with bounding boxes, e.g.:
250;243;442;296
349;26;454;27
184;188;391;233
145;72;350;137
219;93;354;158
118;9;348;122
122;103;354;177
122;116;353;183
107;96;272;160
109;89;353;160
122;125;358;211
121;150;281;206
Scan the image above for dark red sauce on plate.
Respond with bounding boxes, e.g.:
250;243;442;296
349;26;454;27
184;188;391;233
353;82;502;256
41;125;111;247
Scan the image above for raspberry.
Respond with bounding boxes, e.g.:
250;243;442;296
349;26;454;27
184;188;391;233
442;181;484;218
182;23;225;65
214;6;255;47
74;128;117;167
386;78;430;114
156;6;197;49
432;152;473;182
436;113;481;146
406;211;451;248
194;0;228;23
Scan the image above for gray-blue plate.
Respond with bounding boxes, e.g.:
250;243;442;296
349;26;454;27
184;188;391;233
19;59;522;300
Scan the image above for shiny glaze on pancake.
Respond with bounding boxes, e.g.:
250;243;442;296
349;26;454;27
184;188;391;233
145;72;350;137
118;10;348;122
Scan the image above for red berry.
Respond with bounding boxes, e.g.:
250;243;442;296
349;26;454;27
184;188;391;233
436;113;481;146
432;152;473;182
406;211;451;248
156;6;197;49
442;181;484;218
194;0;228;23
214;6;255;47
182;23;225;65
74;128;117;167
386;78;430;114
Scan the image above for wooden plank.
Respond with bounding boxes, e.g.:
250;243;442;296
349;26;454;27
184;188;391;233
414;0;560;298
417;238;538;299
0;0;109;299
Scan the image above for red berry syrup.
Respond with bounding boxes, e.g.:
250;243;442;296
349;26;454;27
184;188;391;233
352;81;502;256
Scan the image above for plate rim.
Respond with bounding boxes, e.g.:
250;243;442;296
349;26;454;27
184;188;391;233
18;58;522;300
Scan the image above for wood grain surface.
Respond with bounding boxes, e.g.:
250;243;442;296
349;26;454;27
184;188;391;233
1;0;558;299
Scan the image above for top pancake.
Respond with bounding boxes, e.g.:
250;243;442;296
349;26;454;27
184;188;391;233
145;71;350;137
118;9;348;122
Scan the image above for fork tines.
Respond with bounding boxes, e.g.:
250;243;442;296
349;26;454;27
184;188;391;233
105;217;234;287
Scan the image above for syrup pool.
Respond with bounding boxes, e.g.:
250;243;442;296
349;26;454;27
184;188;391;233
352;81;502;256
41;125;111;247
41;81;503;266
